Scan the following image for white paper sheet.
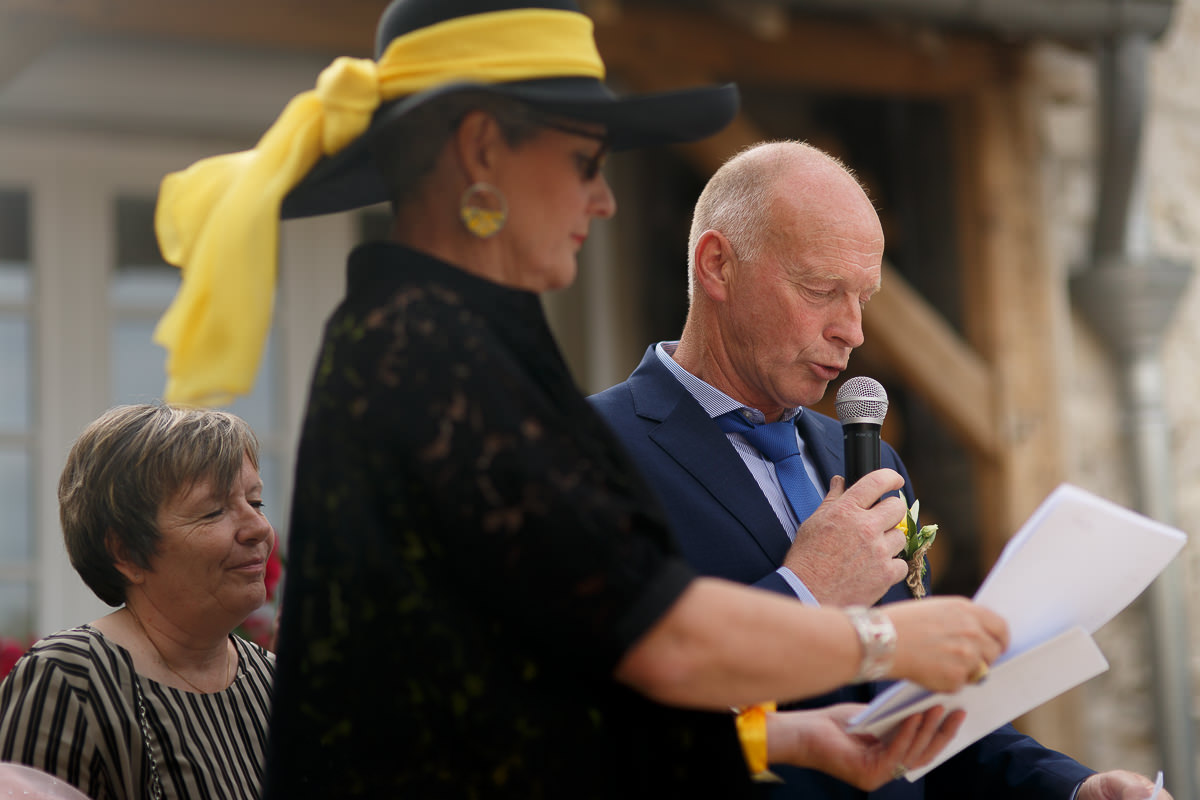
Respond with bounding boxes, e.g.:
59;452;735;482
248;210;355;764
850;627;1108;780
973;484;1187;656
848;484;1187;780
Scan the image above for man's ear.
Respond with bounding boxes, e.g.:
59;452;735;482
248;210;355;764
693;229;736;302
107;531;145;585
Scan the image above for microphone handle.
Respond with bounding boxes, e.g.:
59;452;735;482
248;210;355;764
842;422;881;487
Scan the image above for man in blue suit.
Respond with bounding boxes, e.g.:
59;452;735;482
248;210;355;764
590;141;1165;800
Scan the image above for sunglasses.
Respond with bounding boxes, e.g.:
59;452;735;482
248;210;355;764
537;117;612;181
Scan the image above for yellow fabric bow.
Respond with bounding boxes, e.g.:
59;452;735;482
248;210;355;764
153;8;603;406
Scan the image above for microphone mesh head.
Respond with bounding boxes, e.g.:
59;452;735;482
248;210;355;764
835;376;888;425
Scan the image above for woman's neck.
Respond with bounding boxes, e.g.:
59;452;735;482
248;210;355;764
98;600;235;693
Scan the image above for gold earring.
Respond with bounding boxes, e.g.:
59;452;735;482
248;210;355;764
460;182;507;239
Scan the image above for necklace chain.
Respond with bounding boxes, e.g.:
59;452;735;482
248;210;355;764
126;606;231;694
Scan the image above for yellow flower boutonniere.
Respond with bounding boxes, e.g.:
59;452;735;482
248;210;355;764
897;497;938;599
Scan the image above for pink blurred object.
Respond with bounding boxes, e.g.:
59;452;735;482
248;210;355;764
0;763;89;798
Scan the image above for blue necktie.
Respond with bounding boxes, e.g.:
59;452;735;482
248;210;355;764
718;411;823;522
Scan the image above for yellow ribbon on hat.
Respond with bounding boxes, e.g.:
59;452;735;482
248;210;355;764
154;8;605;406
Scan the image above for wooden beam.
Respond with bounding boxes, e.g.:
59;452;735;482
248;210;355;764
864;263;997;458
0;12;69;88
594;6;1011;98
0;0;387;54
953;72;1082;758
0;1;1013;97
955;80;1067;568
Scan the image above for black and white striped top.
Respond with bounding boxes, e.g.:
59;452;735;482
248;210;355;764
0;625;274;800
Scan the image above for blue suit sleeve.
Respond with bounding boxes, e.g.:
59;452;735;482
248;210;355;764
925;724;1094;799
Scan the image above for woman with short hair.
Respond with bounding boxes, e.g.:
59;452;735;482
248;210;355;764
0;404;276;799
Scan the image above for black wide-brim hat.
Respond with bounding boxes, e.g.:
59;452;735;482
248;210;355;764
280;0;739;219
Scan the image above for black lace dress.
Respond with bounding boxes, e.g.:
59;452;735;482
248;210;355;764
264;243;756;798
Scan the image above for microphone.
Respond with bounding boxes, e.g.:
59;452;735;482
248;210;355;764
835;376;888;487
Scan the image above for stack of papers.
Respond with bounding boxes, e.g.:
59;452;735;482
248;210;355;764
849;483;1187;780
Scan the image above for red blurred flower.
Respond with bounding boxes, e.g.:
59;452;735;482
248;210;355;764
265;541;283;602
233;543;283;651
0;638;29;680
236;614;274;651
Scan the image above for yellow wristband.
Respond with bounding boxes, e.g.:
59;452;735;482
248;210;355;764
734;702;783;783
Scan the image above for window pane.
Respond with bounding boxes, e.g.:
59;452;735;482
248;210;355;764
0;189;31;304
0;191;32;643
115;196;168;270
0;314;29;429
226;332;276;433
111;317;168;405
110;197;176;405
0;262;30;305
110;265;179;307
0;449;32;561
258;453;285;540
0;581;32;641
0;191;31;430
111;193;278;416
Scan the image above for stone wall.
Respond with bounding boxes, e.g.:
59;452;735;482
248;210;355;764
1032;0;1200;777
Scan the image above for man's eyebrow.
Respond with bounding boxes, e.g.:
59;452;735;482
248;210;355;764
805;270;879;291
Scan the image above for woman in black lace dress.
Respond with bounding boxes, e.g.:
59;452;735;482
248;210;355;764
149;0;1009;796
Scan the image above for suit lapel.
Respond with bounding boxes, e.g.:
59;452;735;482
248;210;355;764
627;350;793;564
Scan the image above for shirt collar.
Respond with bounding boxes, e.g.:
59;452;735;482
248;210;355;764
654;341;803;425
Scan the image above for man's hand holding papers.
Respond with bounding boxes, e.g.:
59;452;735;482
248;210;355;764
1078;769;1171;800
